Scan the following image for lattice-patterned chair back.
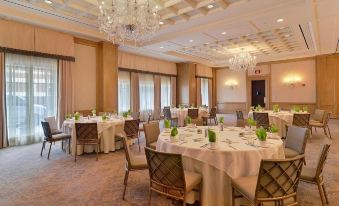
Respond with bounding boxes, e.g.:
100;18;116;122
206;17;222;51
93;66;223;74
209;107;217;118
316;143;331;178
253;112;269;130
131;112;140;120
236;110;244;120
163;108;172;119
255;155;305;204
292;113;310;128
144;147;186;198
188;108;199;119
41;121;52;139
75;123;98;144
124;119;139;139
144;122;160;147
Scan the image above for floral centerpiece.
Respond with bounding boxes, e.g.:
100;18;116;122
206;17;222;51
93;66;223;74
273;104;280;113
255;105;263;112
122;110;132;118
218;116;224;131
256;127;267;146
269;124;279;138
190;104;195;108
164;119;171;131
208;129;217;148
185;116;192;126
170;127;178;142
74;112;80;121
247;117;257;130
91;108;96;117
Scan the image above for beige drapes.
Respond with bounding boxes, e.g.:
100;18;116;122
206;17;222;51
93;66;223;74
208;79;213;108
196;78;202;107
130;72;140;112
154;75;161;120
171;77;177;107
0;52;8;148
57;60;74;127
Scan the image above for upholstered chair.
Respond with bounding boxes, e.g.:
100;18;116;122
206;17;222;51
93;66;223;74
143;121;160;150
202;107;217;125
236;110;245;127
44;116;62;135
124;119;140;151
284;125;308;158
310;112;332;139
253;112;269;130
163;107;178;127
74;123;101;162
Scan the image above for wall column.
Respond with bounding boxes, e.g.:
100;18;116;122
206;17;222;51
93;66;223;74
176;63;196;106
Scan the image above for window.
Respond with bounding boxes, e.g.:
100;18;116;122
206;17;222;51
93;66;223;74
5;53;58;146
201;78;209;107
118;71;131;113
160;76;171;109
139;74;154;121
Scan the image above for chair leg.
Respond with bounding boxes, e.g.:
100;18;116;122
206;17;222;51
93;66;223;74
137;137;141;152
69;139;71;154
40;141;46;156
231;187;235;206
61;140;64;152
148;189;152;206
323;127;328;136
317;181;327;206
96;143;99;161
322;184;329;204
122;169;129;200
74;144;77;162
47;142;52;160
327;126;332;139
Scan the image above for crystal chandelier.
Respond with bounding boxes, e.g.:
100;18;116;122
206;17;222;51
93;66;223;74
229;49;257;71
97;0;160;44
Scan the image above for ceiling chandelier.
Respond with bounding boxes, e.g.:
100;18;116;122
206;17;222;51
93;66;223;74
97;0;160;44
228;49;257;71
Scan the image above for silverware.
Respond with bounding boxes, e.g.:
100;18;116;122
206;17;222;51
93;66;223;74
229;145;238;150
200;143;208;148
179;141;187;145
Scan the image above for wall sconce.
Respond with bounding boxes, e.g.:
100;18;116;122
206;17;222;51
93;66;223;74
283;75;303;87
225;79;238;89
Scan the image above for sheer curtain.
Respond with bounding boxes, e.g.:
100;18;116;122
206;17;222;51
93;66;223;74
161;76;171;109
201;78;209;107
118;71;131;113
5;53;58;146
139;74;154;121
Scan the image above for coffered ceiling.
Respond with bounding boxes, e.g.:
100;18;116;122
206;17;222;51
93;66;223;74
0;0;338;67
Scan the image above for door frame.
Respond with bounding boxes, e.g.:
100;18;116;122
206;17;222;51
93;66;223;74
246;75;271;110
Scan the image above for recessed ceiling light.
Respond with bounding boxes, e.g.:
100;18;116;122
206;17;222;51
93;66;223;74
44;0;52;4
221;31;227;35
276;18;284;23
159;21;164;25
207;4;214;9
189;39;194;42
160;46;164;49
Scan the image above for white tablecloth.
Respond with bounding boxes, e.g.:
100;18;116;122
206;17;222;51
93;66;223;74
170;108;208;126
248;110;294;137
157;126;285;206
63;117;125;155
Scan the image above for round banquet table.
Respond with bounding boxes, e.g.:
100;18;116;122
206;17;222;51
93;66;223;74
170;108;209;126
248;110;295;137
156;126;285;206
63;116;126;155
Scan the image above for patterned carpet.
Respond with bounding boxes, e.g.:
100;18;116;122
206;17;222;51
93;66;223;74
0;115;338;206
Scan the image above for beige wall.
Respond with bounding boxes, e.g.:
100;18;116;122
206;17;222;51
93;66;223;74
73;43;97;111
196;63;213;78
271;59;316;103
216;69;247;103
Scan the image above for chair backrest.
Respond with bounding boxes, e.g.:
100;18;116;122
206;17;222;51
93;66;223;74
44;116;58;131
75;123;98;143
236;110;244;120
292;113;310;127
285;125;308;154
253;112;269;130
188;108;199;119
313;109;325;122
315;143;331;178
209;107;217;117
143;122;160;147
144;147;186;197
121;135;132;168
41;121;52;139
131;112;140;120
255;155;305;204
163;107;172;119
124;119;139;138
322;112;331;126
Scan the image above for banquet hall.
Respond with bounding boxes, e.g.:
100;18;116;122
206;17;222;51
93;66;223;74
0;0;338;205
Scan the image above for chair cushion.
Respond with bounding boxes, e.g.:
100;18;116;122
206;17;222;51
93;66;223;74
51;129;62;135
284;148;299;158
309;120;324;127
52;133;71;140
301;167;317;182
232;175;257;201
130;155;148;170
184;171;202;192
149;142;157;150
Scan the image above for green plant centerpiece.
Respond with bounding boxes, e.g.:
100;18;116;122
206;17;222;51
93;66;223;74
255;105;263;112
247;117;257;130
292;105;301;113
102;113;108;121
273;104;280;113
122;109;131;119
65;113;72;120
74;112;80;121
179;104;184;109
256;127;267;146
164;119;171;130
302;105;308;113
208;129;217;148
190;104;195;108
91;108;96;117
218;116;224;131
269;124;279;138
170;127;178;142
185;116;192;126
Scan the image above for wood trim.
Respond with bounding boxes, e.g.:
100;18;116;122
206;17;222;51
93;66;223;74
119;67;177;77
246;74;271;110
195;75;213;79
74;38;99;47
0;46;75;62
257;56;316;66
216;102;247;114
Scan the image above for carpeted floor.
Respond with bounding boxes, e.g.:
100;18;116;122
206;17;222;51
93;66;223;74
0;115;338;206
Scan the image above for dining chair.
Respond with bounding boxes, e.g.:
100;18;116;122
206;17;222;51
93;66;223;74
311;109;325;123
143;121;160;150
121;135;148;200
202;107;217;125
231;155;305;206
124;119;141;152
41;121;71;160
131;112;140;120
284;125;308;158
163;107;178;127
187;108;199;119
300;143;331;206
235;110;245;127
310;112;332;139
74;123;101;162
144;147;202;206
253;112;269;130
292;113;311;128
44;116;62;135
